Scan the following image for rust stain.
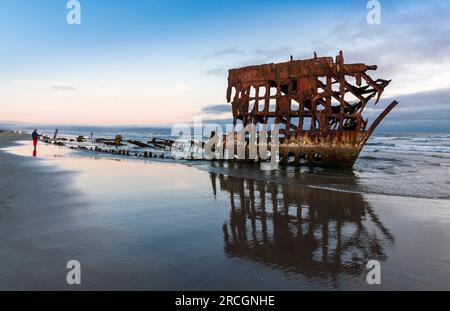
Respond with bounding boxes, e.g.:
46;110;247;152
226;51;398;168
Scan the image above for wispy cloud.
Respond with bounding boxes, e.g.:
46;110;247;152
51;85;78;91
306;2;450;94
203;3;450;96
204;46;294;77
201;104;230;114
13;80;78;91
204;47;245;58
365;87;450;131
205;67;227;77
249;46;293;64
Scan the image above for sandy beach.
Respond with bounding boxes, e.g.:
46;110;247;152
1;131;450;290
0;132;88;290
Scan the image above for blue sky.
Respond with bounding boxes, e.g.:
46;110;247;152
1;0;449;130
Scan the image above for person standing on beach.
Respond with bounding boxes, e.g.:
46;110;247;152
32;129;39;149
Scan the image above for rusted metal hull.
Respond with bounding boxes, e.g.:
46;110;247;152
226;51;398;168
279;99;397;167
279;139;365;168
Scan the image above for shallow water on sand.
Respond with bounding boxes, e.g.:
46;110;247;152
1;140;450;290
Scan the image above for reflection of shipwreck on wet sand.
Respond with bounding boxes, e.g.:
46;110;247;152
226;51;397;168
211;172;394;284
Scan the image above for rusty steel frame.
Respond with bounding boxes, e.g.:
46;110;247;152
226;51;398;168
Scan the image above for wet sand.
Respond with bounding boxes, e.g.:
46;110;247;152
0;132;91;290
1;131;450;290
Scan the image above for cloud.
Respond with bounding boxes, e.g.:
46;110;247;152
251;46;293;63
13;80;78;91
204;47;245;58
201;104;231;114
51;85;78;91
205;67;227;77
201;117;233;125
306;2;450;94
204;45;296;77
205;2;450;96
232;46;294;68
365;87;450;131
0;120;19;126
205;46;293;76
203;46;297;81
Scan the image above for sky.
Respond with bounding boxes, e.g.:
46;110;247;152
1;0;450;130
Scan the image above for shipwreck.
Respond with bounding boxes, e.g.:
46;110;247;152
226;51;398;168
